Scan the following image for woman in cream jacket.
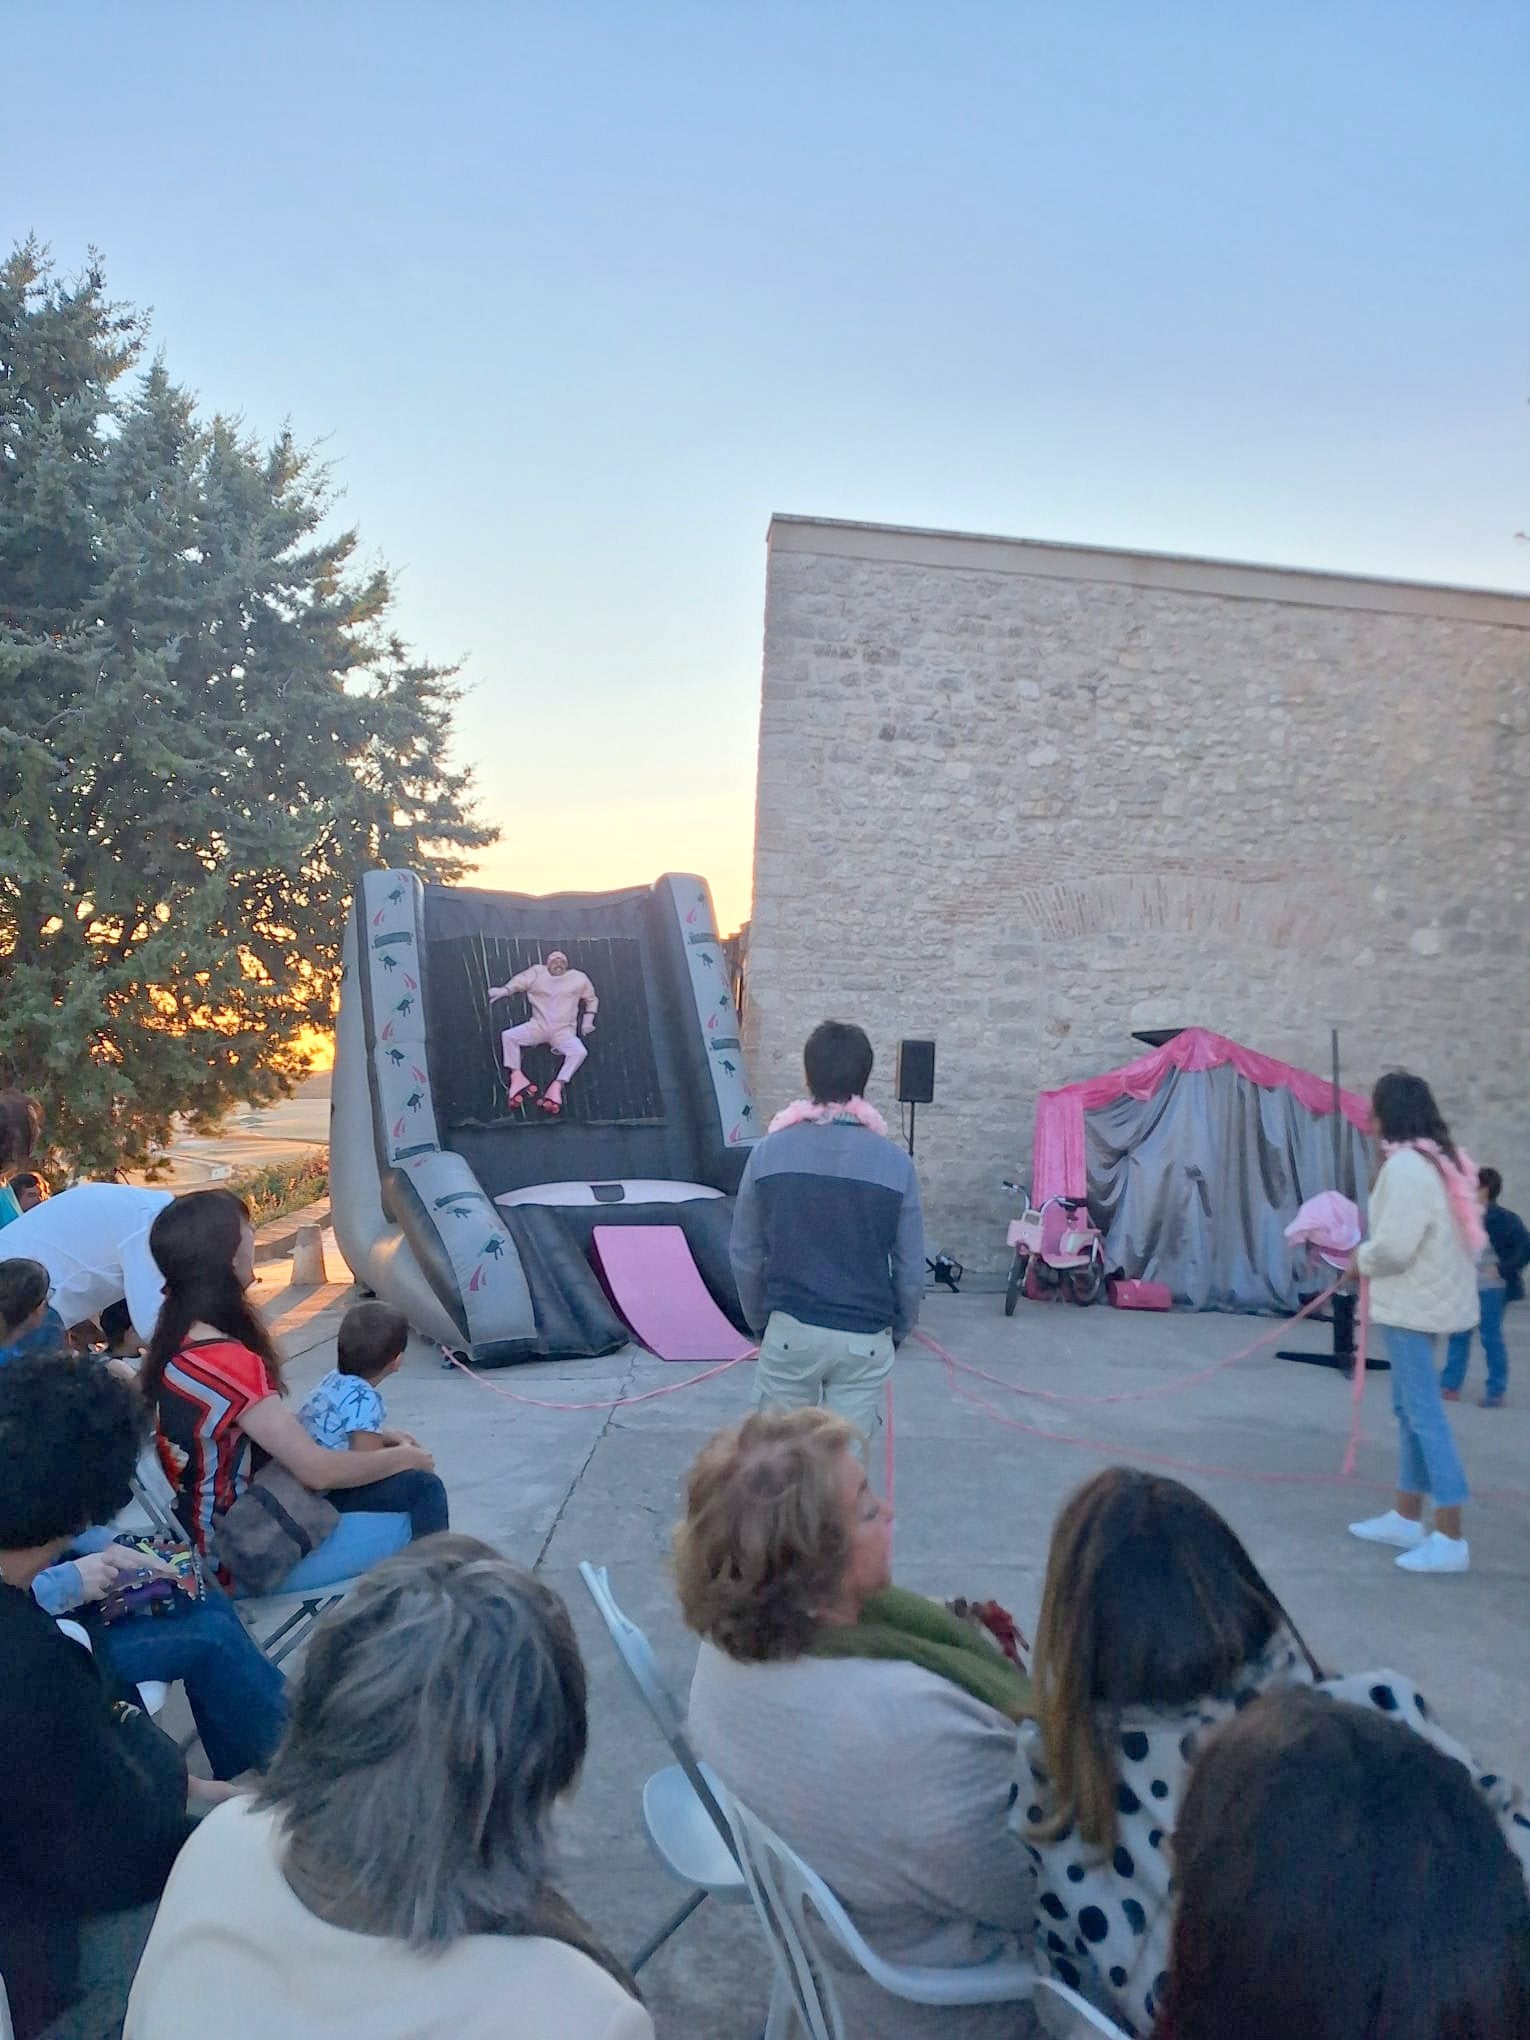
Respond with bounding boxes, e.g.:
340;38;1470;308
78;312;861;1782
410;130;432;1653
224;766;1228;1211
1348;1072;1482;1576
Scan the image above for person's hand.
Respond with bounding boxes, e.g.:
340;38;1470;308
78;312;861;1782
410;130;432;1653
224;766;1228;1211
118;1543;179;1582
395;1443;435;1473
382;1428;422;1448
72;1547;142;1602
581;1017;596;1037
486;983;506;1002
1343;1253;1362;1283
187;1777;247;1812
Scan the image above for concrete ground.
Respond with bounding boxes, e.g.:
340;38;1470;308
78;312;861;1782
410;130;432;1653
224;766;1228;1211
244;1253;1530;2038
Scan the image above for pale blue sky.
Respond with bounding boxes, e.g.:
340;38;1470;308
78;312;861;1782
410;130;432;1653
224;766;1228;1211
8;1;1527;927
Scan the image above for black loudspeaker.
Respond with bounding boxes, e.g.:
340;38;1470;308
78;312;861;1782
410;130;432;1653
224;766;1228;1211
896;1038;936;1105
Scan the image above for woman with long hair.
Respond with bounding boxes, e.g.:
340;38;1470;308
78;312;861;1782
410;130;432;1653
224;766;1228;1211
1157;1688;1530;2040
1019;1468;1530;2038
0;1090;42;1228
1347;1070;1481;1574
125;1538;652;2039
142;1190;444;1591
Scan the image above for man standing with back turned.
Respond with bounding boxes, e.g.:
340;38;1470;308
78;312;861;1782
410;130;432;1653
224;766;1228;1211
730;1020;924;1461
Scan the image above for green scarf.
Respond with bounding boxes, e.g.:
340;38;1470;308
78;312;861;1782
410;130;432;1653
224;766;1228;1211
806;1585;1035;1721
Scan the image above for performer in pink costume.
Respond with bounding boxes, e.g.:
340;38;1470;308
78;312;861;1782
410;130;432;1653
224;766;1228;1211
487;952;599;1116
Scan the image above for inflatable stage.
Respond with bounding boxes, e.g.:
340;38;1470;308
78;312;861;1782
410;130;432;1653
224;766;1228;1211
330;869;759;1362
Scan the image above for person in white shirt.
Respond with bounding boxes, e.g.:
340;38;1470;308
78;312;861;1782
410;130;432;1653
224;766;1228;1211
126;1537;652;2040
487;951;599;1117
0;1183;173;1344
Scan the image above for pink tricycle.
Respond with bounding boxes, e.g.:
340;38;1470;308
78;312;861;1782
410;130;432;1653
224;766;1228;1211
1001;1180;1107;1314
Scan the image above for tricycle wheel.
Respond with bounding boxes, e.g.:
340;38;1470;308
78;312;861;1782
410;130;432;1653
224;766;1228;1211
1004;1253;1026;1317
1068;1261;1106;1307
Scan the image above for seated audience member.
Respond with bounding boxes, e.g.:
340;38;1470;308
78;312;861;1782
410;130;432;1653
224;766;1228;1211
143;1190;443;1590
1156;1687;1530;2040
0;1254;68;1363
0;1089;42;1229
0;1350;231;2040
0;1179;173;1344
1019;1468;1530;2038
677;1408;1033;2039
8;1169;49;1213
296;1299;447;1540
32;1528;288;1780
126;1537;652;2040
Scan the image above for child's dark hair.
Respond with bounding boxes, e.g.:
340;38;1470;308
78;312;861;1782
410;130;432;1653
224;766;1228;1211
1480;1167;1503;1204
338;1300;410;1380
0;1258;51;1339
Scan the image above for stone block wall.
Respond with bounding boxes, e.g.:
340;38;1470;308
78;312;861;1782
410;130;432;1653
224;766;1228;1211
745;517;1530;1274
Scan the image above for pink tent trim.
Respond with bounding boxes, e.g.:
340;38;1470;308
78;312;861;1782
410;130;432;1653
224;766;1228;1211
1032;1027;1371;1204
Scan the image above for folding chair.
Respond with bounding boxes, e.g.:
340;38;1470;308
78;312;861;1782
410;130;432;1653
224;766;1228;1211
578;1561;752;1974
714;1778;1036;2040
235;1581;364;1669
55;1617;169;1718
1034;1975;1135;2037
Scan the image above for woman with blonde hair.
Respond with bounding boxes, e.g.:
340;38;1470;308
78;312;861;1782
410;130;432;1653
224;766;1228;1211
677;1406;1033;2039
127;1536;651;2039
1018;1468;1530;2039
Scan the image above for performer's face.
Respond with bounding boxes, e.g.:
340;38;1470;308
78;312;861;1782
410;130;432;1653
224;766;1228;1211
547;954;568;976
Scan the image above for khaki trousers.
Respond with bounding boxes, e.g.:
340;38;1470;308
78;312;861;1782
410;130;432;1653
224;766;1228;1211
753;1310;895;1463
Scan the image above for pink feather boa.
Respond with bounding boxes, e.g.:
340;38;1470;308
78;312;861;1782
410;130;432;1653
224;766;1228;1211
768;1095;890;1137
1383;1139;1487;1256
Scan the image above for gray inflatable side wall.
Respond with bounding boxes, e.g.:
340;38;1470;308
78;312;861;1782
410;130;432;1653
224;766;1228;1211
330;869;537;1354
661;874;760;1154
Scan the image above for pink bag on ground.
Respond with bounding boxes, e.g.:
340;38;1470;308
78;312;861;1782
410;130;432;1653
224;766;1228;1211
1108;1278;1173;1311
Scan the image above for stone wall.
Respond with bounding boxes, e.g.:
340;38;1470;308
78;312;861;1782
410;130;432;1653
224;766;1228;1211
745;517;1530;1273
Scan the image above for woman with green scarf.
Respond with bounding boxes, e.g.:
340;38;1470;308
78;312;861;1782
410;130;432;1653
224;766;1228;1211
677;1408;1035;2040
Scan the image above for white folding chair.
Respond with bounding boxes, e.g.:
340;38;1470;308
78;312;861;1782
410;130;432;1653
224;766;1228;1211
236;1581;362;1669
713;1777;1036;2040
1034;1975;1135;2037
55;1617;169;1717
0;1967;13;2040
578;1561;752;1974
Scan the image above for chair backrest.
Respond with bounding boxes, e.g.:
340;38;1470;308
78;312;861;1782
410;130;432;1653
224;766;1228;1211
0;1967;14;2040
711;1780;848;2040
1034;1975;1134;2038
577;1561;736;1854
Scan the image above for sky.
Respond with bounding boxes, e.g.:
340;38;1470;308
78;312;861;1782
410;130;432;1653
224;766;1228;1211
7;1;1527;935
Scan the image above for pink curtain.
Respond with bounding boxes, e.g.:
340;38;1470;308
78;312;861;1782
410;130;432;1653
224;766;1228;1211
1032;1029;1372;1203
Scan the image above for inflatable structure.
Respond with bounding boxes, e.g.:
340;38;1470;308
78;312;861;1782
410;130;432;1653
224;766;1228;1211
331;869;759;1361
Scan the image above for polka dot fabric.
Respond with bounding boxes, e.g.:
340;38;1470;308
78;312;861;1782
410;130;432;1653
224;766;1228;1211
1014;1629;1530;2037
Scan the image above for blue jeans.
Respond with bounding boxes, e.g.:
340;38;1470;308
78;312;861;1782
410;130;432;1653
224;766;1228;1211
1385;1325;1470;1507
1442;1288;1508;1401
93;1583;289;1779
330;1468;450;1540
270;1511;414;1592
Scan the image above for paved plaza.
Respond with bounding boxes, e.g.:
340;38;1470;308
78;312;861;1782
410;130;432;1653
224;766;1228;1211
246;1251;1530;2038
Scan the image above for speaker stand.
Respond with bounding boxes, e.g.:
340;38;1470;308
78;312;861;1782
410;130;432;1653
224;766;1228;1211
905;1099;916;1159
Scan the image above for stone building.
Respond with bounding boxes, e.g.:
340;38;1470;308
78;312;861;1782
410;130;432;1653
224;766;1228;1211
743;514;1530;1273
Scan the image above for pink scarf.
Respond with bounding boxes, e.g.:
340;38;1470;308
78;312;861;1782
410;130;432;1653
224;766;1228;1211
1383;1139;1487;1257
768;1095;890;1137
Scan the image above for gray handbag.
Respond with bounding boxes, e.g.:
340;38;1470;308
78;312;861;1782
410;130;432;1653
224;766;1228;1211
213;1464;339;1595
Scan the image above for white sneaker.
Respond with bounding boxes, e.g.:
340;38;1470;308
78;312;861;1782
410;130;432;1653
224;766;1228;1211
1396;1532;1469;1574
1348;1510;1426;1550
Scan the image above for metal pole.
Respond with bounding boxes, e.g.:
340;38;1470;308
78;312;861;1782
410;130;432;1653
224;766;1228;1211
907;1099;917;1160
1331;1027;1342;1187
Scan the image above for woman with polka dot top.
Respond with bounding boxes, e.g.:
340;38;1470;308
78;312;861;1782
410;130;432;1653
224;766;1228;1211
1014;1469;1530;2038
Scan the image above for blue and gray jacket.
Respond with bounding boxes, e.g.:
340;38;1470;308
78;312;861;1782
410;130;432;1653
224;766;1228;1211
729;1118;925;1342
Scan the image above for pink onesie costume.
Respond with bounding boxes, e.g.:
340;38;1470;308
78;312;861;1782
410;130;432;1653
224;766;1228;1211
490;961;599;1087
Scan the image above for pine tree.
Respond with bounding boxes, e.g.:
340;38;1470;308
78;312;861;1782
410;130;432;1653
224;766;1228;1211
0;242;494;1175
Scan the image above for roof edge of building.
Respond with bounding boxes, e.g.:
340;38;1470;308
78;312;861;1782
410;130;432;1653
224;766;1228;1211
766;514;1530;628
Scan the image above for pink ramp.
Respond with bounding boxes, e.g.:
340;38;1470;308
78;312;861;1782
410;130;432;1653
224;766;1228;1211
591;1226;755;1363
